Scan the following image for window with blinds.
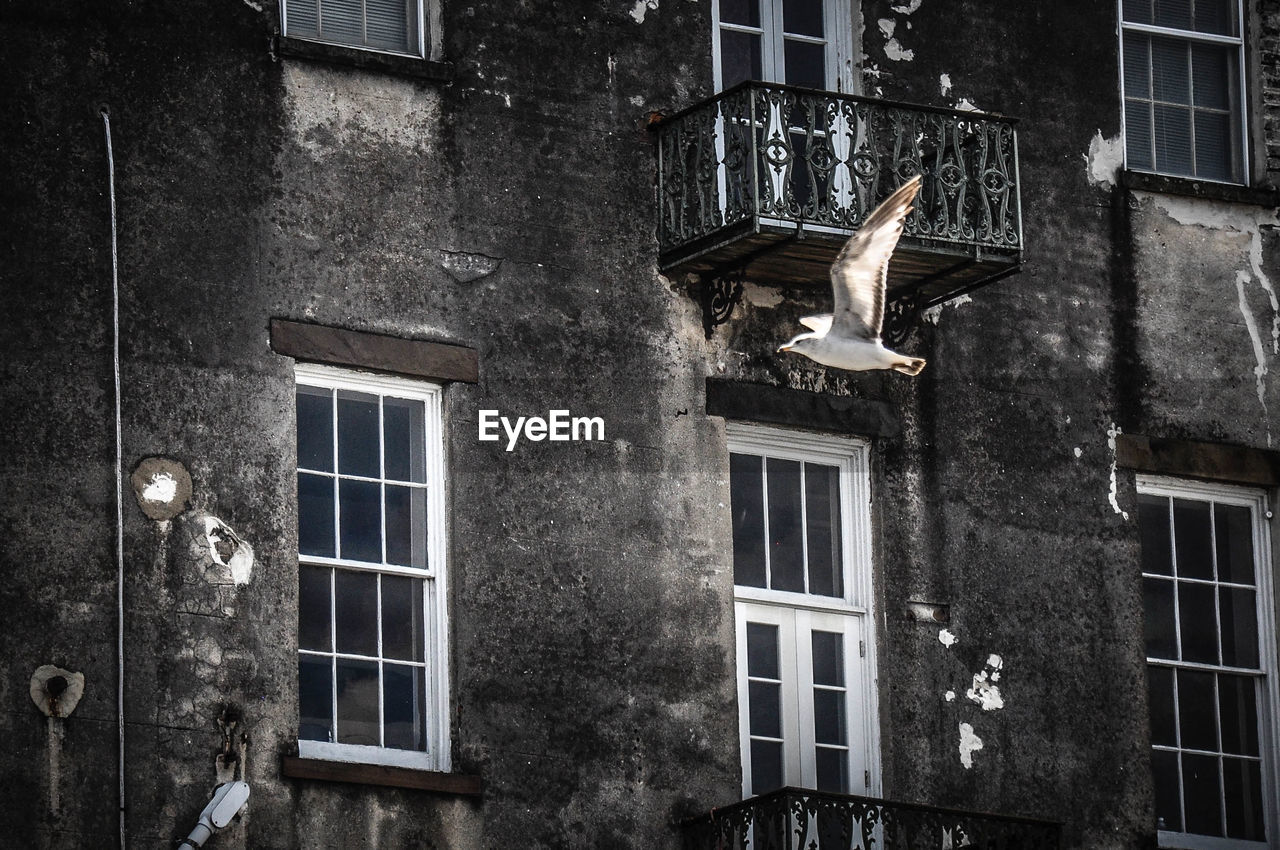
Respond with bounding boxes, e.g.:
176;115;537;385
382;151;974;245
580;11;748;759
283;0;423;57
1120;0;1245;183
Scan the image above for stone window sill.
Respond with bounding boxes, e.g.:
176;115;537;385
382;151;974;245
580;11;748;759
274;36;455;82
281;755;482;795
1121;169;1279;208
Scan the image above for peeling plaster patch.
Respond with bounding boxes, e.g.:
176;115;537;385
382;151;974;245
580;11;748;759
1106;423;1130;521
629;94;645;107
743;282;784;308
966;655;1005;710
441;250;502;284
1083;130;1124;188
944;690;956;702
630;0;659;23
958;723;983;769
284;64;442;154
241;0;264;10
884;38;915;62
939;73;952;97
921;293;972;324
204;517;254;586
954;98;979;112
1236;271;1270;426
1073;446;1083;458
938;629;958;647
877;18;896;37
891;0;923;13
142;472;178;504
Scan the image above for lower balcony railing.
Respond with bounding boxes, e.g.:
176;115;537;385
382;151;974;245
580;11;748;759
682;788;1062;850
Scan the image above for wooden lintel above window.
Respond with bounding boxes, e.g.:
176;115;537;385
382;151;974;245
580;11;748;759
271;319;479;384
1116;434;1280;487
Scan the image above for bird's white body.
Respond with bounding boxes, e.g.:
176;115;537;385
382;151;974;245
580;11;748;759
777;176;927;377
781;332;918;373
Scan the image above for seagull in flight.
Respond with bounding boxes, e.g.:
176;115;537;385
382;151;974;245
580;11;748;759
778;175;926;376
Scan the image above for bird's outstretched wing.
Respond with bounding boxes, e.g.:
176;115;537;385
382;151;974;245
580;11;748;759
799;314;833;335
829;175;922;340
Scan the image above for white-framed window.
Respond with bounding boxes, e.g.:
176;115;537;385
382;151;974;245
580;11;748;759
282;0;427;57
294;363;450;771
1119;0;1247;183
712;0;855;92
1137;475;1279;849
727;424;879;799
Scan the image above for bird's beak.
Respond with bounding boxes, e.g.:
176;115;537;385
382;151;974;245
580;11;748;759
778;344;792;353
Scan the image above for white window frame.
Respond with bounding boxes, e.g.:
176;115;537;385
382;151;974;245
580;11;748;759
280;0;436;59
1117;0;1249;184
294;362;451;772
1137;474;1279;850
711;0;856;93
727;423;880;799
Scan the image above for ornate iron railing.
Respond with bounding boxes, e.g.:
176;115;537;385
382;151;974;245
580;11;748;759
682;788;1061;850
656;81;1021;262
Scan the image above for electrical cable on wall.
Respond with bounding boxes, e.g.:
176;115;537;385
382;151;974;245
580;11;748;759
101;106;126;850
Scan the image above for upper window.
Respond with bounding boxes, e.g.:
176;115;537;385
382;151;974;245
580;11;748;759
1137;476;1277;849
294;363;450;771
282;0;425;56
727;425;879;800
1120;0;1246;183
712;0;853;92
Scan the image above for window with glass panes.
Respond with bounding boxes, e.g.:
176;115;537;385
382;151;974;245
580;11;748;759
713;0;852;91
727;425;878;800
1137;477;1277;848
282;0;426;57
1120;0;1246;183
294;363;449;771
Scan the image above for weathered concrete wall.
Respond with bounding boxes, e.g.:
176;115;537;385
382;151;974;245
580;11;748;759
2;0;1277;848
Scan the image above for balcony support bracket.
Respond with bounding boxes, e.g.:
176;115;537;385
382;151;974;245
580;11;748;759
697;233;803;339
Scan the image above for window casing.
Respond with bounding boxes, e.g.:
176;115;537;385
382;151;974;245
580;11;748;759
712;0;854;92
294;363;450;771
1137;475;1278;849
1119;0;1247;183
727;424;879;799
282;0;426;57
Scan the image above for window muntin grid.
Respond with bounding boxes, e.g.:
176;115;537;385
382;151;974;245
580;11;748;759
1120;0;1246;183
713;0;849;92
294;365;446;769
1138;484;1273;846
282;0;425;57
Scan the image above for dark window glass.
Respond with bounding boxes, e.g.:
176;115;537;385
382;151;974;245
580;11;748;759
731;453;767;588
1223;758;1265;840
1219;587;1258;668
299;565;332;652
749;681;782;737
1191;43;1230;109
1214;504;1254;585
339;479;382;562
1123;0;1153;24
1218;675;1258;756
750;739;784;794
1143;577;1178;659
805;464;843;597
1125;100;1154;170
365;0;410;51
298;656;333;742
812;631;844;687
721;30;763;88
1173;498;1213;579
1193;0;1234;35
334;570;378;656
1124;33;1152;99
784;40;825;90
385;485;427;568
298;473;336;558
1147;666;1177;746
720;0;761;27
815;747;847;792
1177;582;1217;663
1181;752;1224;836
1138;495;1173;575
813;689;846;745
1154;105;1194;175
383;398;425;483
296;387;333;472
1151;749;1182;831
767;458;805;592
1176;669;1217;752
746;622;780;679
782;0;823;36
381;574;425;662
383;664;426;750
1154;0;1192;30
319;0;363;44
337;392;380;478
335;658;381;745
1193;111;1231;181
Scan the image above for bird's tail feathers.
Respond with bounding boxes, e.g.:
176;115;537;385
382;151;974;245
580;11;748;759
891;357;926;376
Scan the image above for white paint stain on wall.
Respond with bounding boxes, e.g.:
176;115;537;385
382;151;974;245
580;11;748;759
922;293;972;325
891;0;923;13
958;722;983;769
944;690;956;702
1083;130;1124;188
743;282;784;308
954;97;979;112
630;0;658;23
938;629;958;647
204;516;254;586
1106;423;1129;520
141;471;178;503
966;654;1005;711
939;73;952;97
1236;270;1270;420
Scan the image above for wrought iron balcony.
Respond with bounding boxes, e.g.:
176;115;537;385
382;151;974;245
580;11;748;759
655;82;1023;339
682;787;1061;850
